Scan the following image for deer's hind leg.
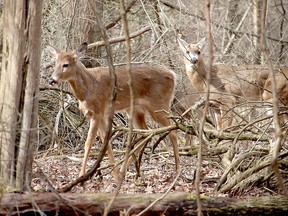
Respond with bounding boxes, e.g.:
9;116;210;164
213;107;223;130
148;108;180;171
210;102;233;131
126;108;149;171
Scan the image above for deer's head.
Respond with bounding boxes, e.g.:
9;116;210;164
178;36;206;68
47;43;88;86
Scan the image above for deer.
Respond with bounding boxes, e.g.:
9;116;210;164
177;35;270;130
47;42;180;178
262;68;288;127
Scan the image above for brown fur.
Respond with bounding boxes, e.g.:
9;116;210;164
178;37;271;129
48;43;180;177
262;68;288;126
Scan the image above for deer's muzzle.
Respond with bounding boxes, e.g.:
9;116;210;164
48;78;58;86
190;57;198;64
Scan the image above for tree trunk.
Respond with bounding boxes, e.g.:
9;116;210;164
64;0;103;67
222;0;239;54
0;0;42;190
0;192;288;215
84;0;103;67
253;0;264;64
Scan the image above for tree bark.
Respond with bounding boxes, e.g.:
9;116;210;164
0;0;42;190
0;192;288;216
253;0;264;64
83;0;103;67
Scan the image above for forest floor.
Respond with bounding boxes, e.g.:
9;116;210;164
31;140;285;197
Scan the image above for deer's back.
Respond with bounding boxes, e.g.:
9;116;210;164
172;76;201;117
215;64;271;102
263;67;288;105
87;65;176;111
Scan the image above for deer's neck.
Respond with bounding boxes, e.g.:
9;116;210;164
195;59;207;78
185;58;206;78
185;58;206;91
68;64;91;101
186;58;226;92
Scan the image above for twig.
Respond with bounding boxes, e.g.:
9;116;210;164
104;0;137;30
181;98;205;117
216;151;266;191
115;120;268;143
160;0;288;44
223;4;251;55
104;0;134;215
195;1;213;215
219;150;288;193
259;0;288;195
43;26;151;69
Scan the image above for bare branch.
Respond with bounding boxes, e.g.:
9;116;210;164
160;0;288;44
87;25;151;49
104;0;134;214
259;0;288;195
104;0;138;30
44;26;151;69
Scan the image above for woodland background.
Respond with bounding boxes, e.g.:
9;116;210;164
0;0;288;215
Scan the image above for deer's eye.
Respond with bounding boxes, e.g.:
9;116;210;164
186;50;190;54
197;51;201;55
62;63;69;68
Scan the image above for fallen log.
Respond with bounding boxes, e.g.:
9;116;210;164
1;192;288;215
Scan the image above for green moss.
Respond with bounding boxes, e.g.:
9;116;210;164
92;194;111;202
0;179;18;194
186;193;208;200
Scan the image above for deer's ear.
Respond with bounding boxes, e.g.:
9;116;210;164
197;38;206;50
46;45;60;56
177;37;189;53
76;42;88;57
72;42;88;59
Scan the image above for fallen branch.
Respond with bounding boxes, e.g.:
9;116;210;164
217;151;266;191
219;150;288;193
1;192;288;215
176;121;269;142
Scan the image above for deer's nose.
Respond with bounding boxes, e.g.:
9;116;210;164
190;57;198;64
48;78;57;86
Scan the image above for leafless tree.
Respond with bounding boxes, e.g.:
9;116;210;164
0;0;42;190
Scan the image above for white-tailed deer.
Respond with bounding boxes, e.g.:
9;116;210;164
262;68;288;126
178;35;270;130
47;42;180;177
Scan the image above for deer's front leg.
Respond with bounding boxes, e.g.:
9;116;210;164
79;118;99;177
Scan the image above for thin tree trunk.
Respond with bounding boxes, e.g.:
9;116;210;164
85;0;103;67
253;0;263;64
